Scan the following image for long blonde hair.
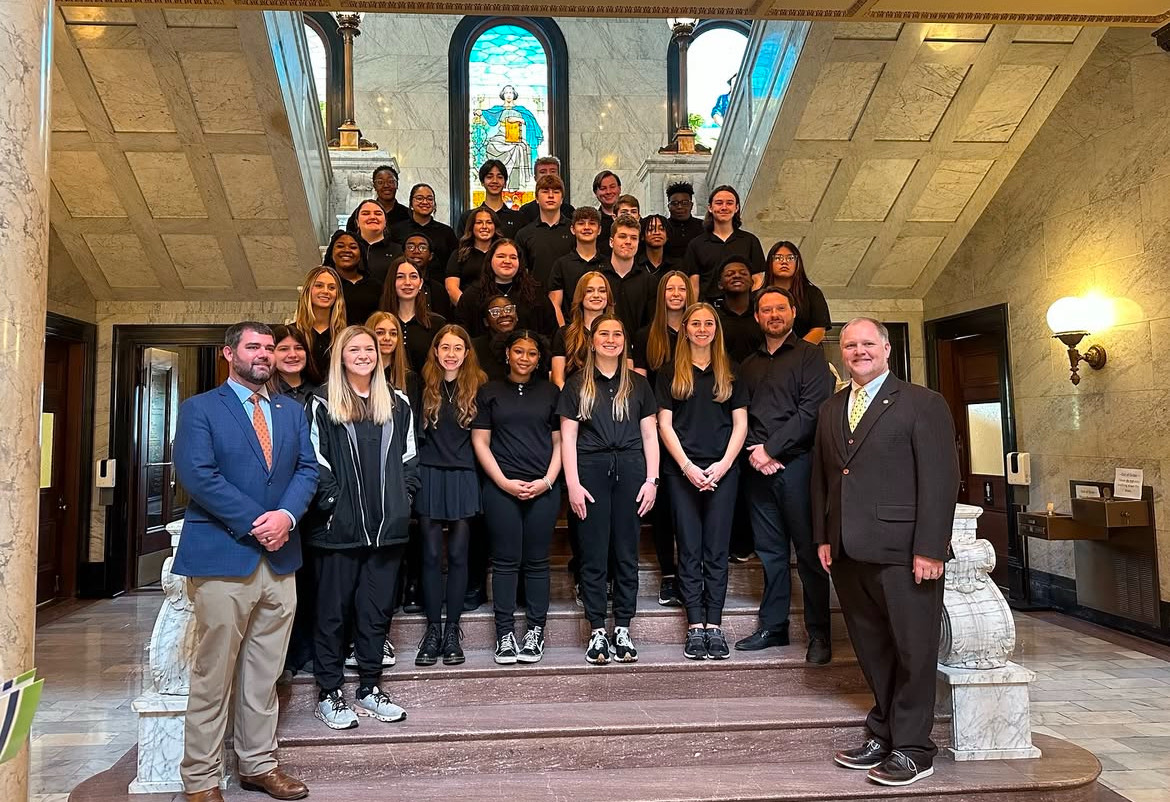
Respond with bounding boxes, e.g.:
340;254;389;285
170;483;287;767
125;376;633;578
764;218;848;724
326;325;394;425
421;324;487;429
576;314;635;422
565;271;614;376
645;270;695;371
365;311;408;394
295;266;347;370
671;303;733;403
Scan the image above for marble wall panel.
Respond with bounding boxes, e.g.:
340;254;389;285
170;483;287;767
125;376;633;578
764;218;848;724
909;160;994;222
833;22;902;40
954;65;1055;143
1013;26;1082;44
240;235;302;289
163;10;237;28
795;62;884;141
47;229;98;323
870;235;942;287
162;235;231;288
835;158;917;221
78;48;175;133
178;52;264;135
68;23;144;49
83;234;160;288
52;152;126;218
61;6;136;24
51;67;87;132
1042;188;1143;276
876;63;969;142
814;237;873;286
925;24;992;42
766;159;838;222
124;153;207;219
213;155;287;220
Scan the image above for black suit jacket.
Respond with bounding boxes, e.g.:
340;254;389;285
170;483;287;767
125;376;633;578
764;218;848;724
811;374;959;565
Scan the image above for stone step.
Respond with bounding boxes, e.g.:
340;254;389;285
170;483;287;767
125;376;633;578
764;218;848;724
385;595;846;649
272;693;953;780
279;643;868;707
491;558;768;599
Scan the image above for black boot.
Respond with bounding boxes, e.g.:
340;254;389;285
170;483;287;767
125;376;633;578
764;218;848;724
415;623;441;667
402;582;423;614
442;623;465;666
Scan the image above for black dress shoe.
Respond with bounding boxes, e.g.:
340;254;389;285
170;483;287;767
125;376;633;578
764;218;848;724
834;738;890;770
734;626;789;651
463;585;487;612
402;583;423;614
806;636;832;665
867;751;934;786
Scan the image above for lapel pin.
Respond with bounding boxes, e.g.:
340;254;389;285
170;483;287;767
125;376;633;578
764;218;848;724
275;404;282;409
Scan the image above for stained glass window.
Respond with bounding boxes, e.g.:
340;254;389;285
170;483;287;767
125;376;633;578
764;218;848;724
468;24;550;209
688;28;748;149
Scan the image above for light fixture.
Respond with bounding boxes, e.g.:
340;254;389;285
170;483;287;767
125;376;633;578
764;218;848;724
1046;296;1109;386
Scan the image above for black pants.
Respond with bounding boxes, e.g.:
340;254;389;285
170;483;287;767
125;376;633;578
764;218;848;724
747;451;830;637
313;545;403;692
576;451;645;630
667;466;738;626
729;452;755;557
833;556;944;767
419;517;471;626
482;480;559;638
650;445;676;576
284;544;317;672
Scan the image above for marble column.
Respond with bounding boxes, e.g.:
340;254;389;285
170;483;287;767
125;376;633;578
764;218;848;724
0;0;54;798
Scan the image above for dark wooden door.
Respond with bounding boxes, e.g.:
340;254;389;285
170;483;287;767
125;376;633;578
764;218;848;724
937;335;1009;588
38;338;80;604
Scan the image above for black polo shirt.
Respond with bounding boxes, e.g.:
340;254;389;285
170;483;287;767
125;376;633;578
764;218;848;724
472;334;508;382
738;335;834;463
548;250;606;318
419;388;475;469
445;248;489;290
340;275;383;326
643;254;679;281
516;217;576;288
600;261;656;336
366;238;404;285
344;200;410;233
793;282;833;339
520;199;575;224
474;378;560;480
390;218;459;271
684;229;766;300
716;301;764;363
401;313;446;375
632;324;679;392
665;216;705;261
455;280;557;338
557;369;657;455
457;204;525;241
655;363;748;474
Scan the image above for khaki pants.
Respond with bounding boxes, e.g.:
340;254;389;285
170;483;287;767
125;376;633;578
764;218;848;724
181;559;296;793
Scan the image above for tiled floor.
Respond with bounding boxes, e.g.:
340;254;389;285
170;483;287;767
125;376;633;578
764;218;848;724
29;595;1170;801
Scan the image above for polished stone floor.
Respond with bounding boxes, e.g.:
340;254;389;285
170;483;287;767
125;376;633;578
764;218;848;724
28;595;1170;802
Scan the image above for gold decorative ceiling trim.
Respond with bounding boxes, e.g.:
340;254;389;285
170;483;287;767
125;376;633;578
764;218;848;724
864;9;1170;24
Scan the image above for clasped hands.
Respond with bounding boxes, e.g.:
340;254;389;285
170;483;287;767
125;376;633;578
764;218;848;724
251;510;292;552
818;544;945;584
499;478;552;501
747;444;783;476
682;459;731;491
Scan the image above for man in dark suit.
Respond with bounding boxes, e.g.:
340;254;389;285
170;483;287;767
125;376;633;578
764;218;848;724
173;322;318;802
812;317;959;787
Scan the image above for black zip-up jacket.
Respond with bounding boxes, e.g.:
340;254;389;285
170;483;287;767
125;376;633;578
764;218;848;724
303;385;420;549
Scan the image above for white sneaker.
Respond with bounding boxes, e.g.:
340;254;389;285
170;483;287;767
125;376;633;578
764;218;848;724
344;650;358;670
382;638;396;667
355;685;407;723
612;626;638;663
315;689;358;730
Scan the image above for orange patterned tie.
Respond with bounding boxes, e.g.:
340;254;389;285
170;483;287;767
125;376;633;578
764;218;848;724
249;392;272;468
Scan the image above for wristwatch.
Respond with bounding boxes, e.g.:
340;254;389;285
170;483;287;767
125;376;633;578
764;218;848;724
645;477;659;486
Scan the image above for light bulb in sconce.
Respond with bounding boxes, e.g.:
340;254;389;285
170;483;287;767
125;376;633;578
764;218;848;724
1046;295;1109;386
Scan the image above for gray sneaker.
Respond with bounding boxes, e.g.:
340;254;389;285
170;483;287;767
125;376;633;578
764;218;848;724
315;689;358;730
355;686;407;723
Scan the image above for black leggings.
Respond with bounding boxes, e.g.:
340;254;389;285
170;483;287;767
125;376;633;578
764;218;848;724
419;517;471;626
482;480;559;638
667;468;738;626
576;451;645;630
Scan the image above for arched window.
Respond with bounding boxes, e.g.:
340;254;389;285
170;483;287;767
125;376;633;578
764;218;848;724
304;23;329;133
304;13;345;145
449;17;569;227
668;20;750;150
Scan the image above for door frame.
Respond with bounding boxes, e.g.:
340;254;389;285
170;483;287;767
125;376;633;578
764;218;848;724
44;313;97;602
923;304;1027;601
98;325;227;596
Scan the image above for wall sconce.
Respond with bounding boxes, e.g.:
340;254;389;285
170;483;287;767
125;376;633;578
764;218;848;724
1046;296;1109;386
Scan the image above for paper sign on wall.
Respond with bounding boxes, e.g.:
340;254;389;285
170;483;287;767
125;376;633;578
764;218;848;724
1113;468;1144;500
1074;485;1102;499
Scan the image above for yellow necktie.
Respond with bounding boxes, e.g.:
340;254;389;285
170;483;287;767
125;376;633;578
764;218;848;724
249;392;273;468
848;388;868;432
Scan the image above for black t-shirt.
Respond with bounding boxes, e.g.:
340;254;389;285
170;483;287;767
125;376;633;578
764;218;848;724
793;282;833;340
548;250;606;319
401;313;446;376
457;204;525;241
683;229;766;300
419;386;475;469
557;369;657;455
633;324;679;391
520;199;574;225
390;218;459;272
455;280;557;338
473;378;560;480
655;363;748;474
340;275;383;326
665;216;705;261
366;238;404;285
601;261;656;336
516;217;576;288
472;334;508;382
307;326;332;379
353;414;384;535
716;302;764;363
445;248;489;290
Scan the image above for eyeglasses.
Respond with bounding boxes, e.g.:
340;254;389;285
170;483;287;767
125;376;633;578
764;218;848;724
667;199;692;207
487;304;517;318
771;254;798;263
374;179;397;187
412;195;435;204
405;242;430;251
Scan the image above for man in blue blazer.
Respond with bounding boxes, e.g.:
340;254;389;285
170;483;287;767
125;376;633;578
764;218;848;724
173;322;318;802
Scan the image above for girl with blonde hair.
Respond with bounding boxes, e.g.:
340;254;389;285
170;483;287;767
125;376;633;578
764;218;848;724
295;266;347;379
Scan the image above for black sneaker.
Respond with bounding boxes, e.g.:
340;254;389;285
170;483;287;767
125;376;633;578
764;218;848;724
441;624;465;665
612;627;638;663
517;625;545;663
867;751;933;786
706;627;730;660
402;583;423;614
463;585;486;612
658;576;682;607
683;628;707;660
415;623;441;667
585;630;611;665
834;738;890;770
494;632;519;665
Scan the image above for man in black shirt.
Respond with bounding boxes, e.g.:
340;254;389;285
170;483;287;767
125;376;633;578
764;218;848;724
665;181;704;261
519;156;574;223
593;170;622;246
458;159;525;239
548;207;605;326
516;174;575;289
736;287;834;665
714;257;763;362
600;214;655;336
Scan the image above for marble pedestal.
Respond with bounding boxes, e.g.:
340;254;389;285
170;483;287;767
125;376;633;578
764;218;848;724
937;662;1042;761
329;150;397;228
636;153;712;215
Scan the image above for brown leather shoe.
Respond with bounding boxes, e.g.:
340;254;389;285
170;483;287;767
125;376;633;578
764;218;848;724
238;767;309;800
185;790;225;802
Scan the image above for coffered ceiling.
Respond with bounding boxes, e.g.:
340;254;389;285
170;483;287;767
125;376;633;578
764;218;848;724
50;6;323;301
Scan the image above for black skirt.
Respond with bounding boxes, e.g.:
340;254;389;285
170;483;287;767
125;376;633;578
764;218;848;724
413;465;482;521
